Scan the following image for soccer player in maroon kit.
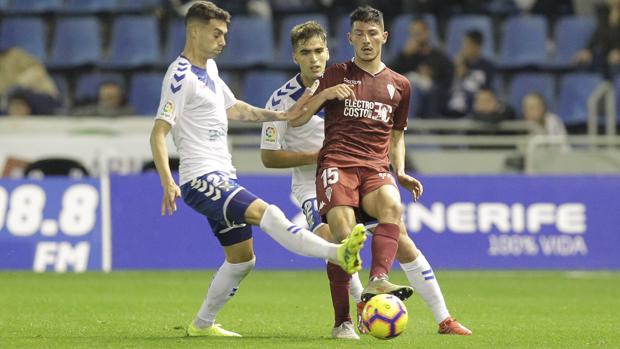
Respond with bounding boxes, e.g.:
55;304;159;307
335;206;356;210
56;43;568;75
296;6;472;335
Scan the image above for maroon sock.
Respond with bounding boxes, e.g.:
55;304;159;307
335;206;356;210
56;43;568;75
370;223;400;279
326;262;352;327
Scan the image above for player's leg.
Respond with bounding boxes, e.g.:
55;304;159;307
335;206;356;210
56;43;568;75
322;206;360;339
189;237;255;337
360;180;413;301
245;198;365;273
181;174;258;337
395;224;472;335
302;198;362;339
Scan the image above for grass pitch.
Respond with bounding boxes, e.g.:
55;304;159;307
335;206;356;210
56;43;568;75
1;270;618;349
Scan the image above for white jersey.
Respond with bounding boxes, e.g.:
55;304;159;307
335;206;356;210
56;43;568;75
156;56;237;185
260;74;324;204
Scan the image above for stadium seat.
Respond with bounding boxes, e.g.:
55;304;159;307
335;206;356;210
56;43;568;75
7;0;62;13
274;14;328;68
384;14;438;64
48;17;102;69
116;0;163;11
63;0;118;13
242;71;288;108
162;18;185;65
0;17;46;61
557;72;603;125
497;15;548;68
75;72;125;104
217;16;274;69
508;73;555;116
271;0;315;13
129;73;164;116
103;16;160;68
445;15;494;60
549;16;596;68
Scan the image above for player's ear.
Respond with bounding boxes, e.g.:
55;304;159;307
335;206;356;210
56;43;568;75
326;47;330;62
347;32;353;45
382;31;388;45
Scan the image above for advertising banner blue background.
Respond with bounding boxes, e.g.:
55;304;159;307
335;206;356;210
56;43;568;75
111;174;620;270
2;174;619;271
0;178;102;271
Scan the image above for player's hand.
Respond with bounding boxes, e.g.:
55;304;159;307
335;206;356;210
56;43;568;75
161;182;181;216
320;83;356;101
397;174;423;202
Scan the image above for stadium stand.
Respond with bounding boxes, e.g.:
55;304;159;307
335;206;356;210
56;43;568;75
6;0;63;14
242;71;288;108
498;15;548;68
0;17;46;61
216;16;274;69
549;15;596;68
508;73;555;116
74;72;125;104
445;15;495;60
48;17;102;69
63;0;118;13
557;72;604;125
274;13;328;68
384;14;438;64
103;15;160;69
128;72;164;116
162;18;185;65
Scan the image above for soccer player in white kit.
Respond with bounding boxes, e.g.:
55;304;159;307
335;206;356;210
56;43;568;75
260;21;366;340
149;1;365;338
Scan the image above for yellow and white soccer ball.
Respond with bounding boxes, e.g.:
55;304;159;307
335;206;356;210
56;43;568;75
361;294;409;339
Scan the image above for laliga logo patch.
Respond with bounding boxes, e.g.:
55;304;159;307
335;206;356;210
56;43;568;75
163;100;174;115
265;126;277;143
387;84;395;100
325;187;333;202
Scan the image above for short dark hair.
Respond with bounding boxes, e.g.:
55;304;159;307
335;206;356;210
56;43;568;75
185;1;231;26
290;21;327;50
350;5;384;28
465;30;483;46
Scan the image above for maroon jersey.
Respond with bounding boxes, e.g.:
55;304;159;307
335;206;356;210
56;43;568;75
316;60;411;170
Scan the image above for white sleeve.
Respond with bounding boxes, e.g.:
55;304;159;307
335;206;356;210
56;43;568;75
155;70;192;126
261;121;287;150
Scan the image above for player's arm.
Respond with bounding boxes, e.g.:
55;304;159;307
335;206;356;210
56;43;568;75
389;129;423;201
289;83;356;127
149;120;181;216
261;149;318;168
227;93;315;122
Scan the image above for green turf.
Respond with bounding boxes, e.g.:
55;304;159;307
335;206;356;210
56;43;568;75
0;270;618;349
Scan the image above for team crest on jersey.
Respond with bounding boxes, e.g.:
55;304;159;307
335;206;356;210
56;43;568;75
387;84;395;100
264;126;277;143
325;187;333;202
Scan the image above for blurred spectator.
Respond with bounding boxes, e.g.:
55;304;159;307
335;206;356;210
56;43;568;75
470;88;515;124
574;0;620;77
71;81;134;117
5;91;33;117
448;30;495;116
391;18;454;117
0;47;60;115
522;92;568;137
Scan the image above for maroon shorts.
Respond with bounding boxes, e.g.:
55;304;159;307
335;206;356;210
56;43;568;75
315;166;397;216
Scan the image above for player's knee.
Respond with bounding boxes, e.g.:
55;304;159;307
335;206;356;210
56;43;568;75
378;201;404;222
244;199;268;225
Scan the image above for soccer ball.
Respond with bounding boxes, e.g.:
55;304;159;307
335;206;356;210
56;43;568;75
361;294;408;339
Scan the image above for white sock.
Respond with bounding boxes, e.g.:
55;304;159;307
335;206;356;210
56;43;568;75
195;257;255;328
400;253;450;324
259;205;338;261
349;272;363;303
